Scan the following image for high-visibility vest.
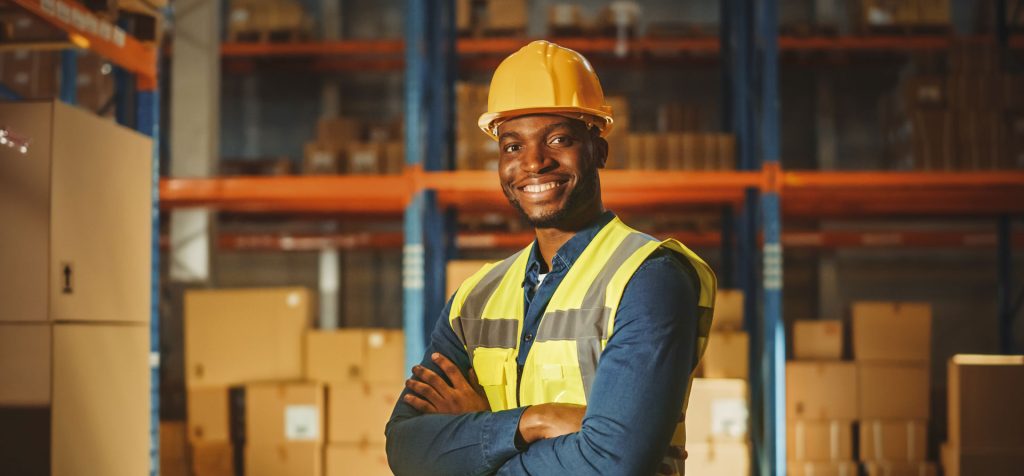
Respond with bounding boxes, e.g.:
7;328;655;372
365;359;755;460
447;217;716;448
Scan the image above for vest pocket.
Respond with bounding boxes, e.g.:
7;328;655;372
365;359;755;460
472;348;513;410
539;363;585;405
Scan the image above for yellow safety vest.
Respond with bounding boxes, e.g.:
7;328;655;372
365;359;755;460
448;217;716;449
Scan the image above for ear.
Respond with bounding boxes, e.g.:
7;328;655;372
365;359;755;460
593;136;609;169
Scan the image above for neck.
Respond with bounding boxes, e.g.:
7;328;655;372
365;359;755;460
534;205;605;271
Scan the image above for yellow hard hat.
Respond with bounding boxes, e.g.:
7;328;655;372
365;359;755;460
478;40;614;140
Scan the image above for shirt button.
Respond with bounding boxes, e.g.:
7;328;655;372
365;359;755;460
524;334;534;342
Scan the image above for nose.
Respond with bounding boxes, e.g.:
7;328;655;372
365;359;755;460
520;144;556;174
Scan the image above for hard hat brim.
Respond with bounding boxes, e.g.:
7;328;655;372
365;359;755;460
478;106;615;141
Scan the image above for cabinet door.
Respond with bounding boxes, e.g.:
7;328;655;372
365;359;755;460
50;102;152;322
52;323;149;476
0;101;52;322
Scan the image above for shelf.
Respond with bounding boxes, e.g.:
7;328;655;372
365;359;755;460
9;0;158;81
160;170;1024;217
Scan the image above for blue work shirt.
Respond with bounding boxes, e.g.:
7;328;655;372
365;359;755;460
385;211;701;476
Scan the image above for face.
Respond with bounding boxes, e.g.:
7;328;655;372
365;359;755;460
496;114;608;229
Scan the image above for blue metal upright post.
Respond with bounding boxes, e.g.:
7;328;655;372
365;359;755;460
756;0;785;475
59;49;78;105
404;0;457;371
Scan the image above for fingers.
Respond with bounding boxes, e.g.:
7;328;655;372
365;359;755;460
405;378;444;407
402;393;438;414
468;368;486;395
665;446;684;460
413;364;451;395
432;353;470;389
657;462;674;475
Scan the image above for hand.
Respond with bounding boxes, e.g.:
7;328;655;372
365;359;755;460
516;403;586;445
403;353;490;414
657;446;687;475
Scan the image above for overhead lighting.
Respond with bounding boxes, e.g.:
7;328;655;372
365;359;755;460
69;33;91;50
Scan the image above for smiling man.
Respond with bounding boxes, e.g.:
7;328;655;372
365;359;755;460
385;40;717;476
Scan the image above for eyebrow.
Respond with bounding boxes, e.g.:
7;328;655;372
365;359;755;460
498;130;522;141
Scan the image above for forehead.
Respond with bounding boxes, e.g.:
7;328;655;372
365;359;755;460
497;114;584;138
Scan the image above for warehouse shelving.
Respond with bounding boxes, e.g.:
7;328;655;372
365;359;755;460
4;1;163;474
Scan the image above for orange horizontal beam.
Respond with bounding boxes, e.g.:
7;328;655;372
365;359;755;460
9;0;157;79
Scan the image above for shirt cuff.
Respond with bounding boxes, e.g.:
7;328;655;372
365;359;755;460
480;407;529;469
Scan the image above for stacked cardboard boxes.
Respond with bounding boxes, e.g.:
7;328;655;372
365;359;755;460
455;0;528;36
859;0;950;28
0;101;153;476
941;354;1024;476
852;302;935;475
226;0;312;41
456;82;500;170
303;117;404;175
787;319;857;475
699;290;748;380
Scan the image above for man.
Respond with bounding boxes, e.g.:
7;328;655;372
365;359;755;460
385;40;716;475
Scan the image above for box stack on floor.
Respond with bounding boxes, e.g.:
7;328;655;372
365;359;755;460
786;319;858;476
688;289;751;476
456;0;528;36
0;101;153;475
941;354;1024;476
852;302;936;476
180;287;405;476
303;117;404;175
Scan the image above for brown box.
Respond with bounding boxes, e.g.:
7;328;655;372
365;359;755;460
160;421;189;476
713;289;744;331
0;323;150;475
786;420;854;462
947;354;1024;449
858;362;929;419
485;0;527;32
364;329;406;384
446;260;490;298
456;0;472;31
303;142;340;175
245;381;325;447
787;461;858;476
786;362;858;420
191;442;234;476
685;378;748;444
187;387;230;443
326;444;391;476
793;320;843;360
0;101;152;323
902;76;946;110
863;462;937;476
941;443;1024;476
317;117;361;150
328;382;402;444
682;442;750;476
851;301;931;363
305;330;365;382
859;419;927;462
184;287;311;388
346;142;383;174
245;442;322;476
700;331;748;380
911;109;955;170
917;0;949;24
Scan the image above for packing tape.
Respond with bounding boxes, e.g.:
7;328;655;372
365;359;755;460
829;420;839;461
795;420;806;460
873;420;883;461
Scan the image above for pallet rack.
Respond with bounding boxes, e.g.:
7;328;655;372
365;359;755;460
3;0;162;473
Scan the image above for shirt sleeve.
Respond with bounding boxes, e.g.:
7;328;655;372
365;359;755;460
385;294;528;476
495;250;700;475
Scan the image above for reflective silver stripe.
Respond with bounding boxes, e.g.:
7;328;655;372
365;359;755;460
454;248;527;347
576;337;602;401
582;232;657;337
461;318;519;354
535;307;607;341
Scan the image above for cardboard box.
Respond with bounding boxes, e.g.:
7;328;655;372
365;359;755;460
317;117;361;151
786;420;853;462
0;323;50;405
364;329;405;384
941;443;1024;476
160;421;189;476
191;442;234;476
187;387;230;443
0;101;152;323
947;354;1024;449
787;461;858;476
902;76;946;110
786;362;858;420
245;442;322;476
851;301;931;362
859;419;927;462
863;462;936;476
713;290;744;331
245;381;325;447
685;378;748;444
328;382;402;444
326;444;390;476
303;142;340;174
446;260;490;298
793;320;843;360
682;442;750;476
305;330;365;382
858;362;929;419
346;142;382;174
184;287;311;388
485;0;527;31
700;331;748;380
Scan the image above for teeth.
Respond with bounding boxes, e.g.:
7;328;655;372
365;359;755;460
523;182;559;193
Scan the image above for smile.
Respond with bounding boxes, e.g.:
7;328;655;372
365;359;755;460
518;179;568;194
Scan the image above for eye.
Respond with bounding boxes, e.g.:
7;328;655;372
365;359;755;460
549;135;574;146
503;143;522;153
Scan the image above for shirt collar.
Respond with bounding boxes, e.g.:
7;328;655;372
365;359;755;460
524;210;616;278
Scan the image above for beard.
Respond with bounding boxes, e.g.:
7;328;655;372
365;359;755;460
504;163;601;229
